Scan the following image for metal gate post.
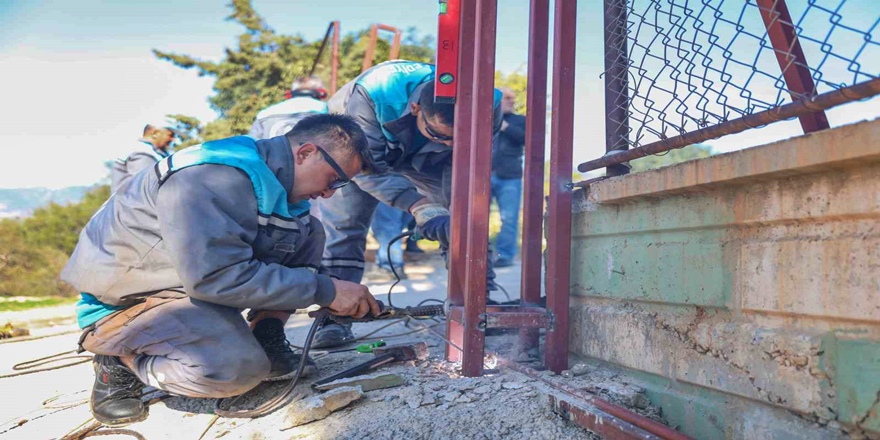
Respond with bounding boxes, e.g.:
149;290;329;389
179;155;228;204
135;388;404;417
756;0;830;133
545;0;576;374
460;0;499;377
519;0;550;353
446;0;478;362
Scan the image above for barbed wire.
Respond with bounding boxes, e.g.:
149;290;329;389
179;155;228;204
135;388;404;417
604;0;880;149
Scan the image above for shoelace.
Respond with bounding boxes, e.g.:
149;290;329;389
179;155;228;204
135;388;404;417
104;366;143;398
258;327;294;355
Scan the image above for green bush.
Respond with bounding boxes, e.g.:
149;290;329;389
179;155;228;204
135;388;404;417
0;185;109;298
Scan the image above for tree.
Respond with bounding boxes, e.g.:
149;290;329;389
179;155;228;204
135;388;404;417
154;0;435;148
20;186;110;255
629;144;714;172
0;185;110;297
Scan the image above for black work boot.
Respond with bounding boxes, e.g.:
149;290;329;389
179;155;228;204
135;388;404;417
90;355;148;426
253;318;317;381
311;322;355;349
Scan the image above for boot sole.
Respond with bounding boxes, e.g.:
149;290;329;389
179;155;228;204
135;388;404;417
92;408;149;427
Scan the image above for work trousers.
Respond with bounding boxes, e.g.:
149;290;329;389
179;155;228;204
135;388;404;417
313;165;497;289
80;217;327;398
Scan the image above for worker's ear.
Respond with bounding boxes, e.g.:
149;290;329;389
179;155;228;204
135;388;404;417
410;102;421;116
294;142;317;164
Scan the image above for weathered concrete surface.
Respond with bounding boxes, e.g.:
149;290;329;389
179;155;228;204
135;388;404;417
570;118;880;439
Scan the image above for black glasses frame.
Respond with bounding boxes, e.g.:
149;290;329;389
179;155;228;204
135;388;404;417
304;143;350;190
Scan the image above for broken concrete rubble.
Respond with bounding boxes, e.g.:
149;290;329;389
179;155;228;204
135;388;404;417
281;386;363;429
313;372;405;392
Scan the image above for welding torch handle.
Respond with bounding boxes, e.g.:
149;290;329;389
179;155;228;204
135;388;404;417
312;353;396;387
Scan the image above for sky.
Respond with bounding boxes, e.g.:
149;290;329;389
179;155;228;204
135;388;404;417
0;0;877;189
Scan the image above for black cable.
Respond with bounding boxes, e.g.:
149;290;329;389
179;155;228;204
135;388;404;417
496;283;512;302
417;298;445;307
384;230;414;309
214;313;325;418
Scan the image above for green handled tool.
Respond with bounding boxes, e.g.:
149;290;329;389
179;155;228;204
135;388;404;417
327;340;386;354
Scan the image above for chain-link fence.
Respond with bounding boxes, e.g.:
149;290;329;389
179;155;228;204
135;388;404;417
583;0;880;172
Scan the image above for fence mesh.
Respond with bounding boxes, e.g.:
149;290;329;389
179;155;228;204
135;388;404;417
604;0;880;149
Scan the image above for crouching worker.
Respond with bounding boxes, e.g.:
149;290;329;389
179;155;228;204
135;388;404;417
61;113;380;426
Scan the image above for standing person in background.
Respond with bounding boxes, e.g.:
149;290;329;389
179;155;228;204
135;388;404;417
250;76;329;140
110;120;177;192
490;87;527;268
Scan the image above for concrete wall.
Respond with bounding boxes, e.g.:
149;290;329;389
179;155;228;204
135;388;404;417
569;118;880;440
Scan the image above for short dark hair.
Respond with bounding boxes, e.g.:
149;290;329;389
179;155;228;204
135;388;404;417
418;82;455;126
286;113;379;174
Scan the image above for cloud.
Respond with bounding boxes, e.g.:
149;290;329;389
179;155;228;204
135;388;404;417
0;53;216;188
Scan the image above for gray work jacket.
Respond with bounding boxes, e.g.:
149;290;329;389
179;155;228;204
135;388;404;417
62;136;336;310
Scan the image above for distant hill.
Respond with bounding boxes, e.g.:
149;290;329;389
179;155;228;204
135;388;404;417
0;186;94;218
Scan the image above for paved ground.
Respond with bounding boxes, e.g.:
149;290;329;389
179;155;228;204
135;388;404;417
0;255;606;439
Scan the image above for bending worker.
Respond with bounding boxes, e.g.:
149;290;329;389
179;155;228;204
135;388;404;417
249;75;423;281
110;120;177;192
250;76;329;139
61;114;380;426
312;60;502;348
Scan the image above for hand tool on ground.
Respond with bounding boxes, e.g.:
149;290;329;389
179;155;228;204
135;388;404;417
326;340;387;354
312;342;428;388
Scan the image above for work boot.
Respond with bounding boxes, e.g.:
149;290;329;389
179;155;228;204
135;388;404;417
252;318;317;381
90;355;148;426
311;322;354;349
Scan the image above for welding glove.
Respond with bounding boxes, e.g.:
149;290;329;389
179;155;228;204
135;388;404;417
411;202;451;248
416;215;451;249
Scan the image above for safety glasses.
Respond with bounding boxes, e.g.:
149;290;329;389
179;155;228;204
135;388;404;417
421;112;453;142
306;143;350;190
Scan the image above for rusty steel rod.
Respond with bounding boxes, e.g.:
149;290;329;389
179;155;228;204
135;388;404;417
361;24;379;72
545;0;576;374
446;0;479;363
519;0;550;353
506;362;694;440
756;0;829;133
460;0;499;377
577;77;880;172
330;21;340;94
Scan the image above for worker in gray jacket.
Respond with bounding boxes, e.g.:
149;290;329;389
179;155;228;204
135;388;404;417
110;121;177;192
62;114;380;426
249;76;329;139
311;60;502;348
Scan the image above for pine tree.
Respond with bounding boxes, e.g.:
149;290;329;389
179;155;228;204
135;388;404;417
154;0;435;147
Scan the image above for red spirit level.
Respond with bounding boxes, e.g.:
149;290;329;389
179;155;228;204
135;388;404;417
435;0;460;104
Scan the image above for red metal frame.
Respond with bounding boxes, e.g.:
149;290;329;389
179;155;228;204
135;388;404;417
756;0;830;133
445;0;478;363
543;0;576;374
444;0;572;376
519;0;550;354
448;306;553;330
459;0;498;377
506;362;694;440
435;0;460;103
361;24;403;73
330;21;340;94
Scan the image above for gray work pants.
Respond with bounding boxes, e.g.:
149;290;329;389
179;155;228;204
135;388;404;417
81;216;327;399
312;163;497;288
